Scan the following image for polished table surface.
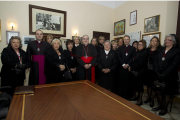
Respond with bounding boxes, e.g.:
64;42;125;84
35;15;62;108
6;80;163;120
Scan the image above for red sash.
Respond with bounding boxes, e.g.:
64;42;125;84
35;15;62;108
81;57;95;83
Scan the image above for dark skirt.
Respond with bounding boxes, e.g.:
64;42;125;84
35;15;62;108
144;70;156;87
99;71;114;90
111;67;120;94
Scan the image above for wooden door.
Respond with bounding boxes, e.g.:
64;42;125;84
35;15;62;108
93;31;110;41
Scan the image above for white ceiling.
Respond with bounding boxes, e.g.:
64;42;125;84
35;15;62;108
88;1;127;9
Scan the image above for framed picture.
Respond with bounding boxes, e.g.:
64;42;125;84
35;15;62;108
22;36;36;46
6;31;20;45
126;31;141;45
114;37;123;41
144;15;160;33
0;19;1;42
114;19;125;36
130;10;137;26
142;32;161;47
72;36;80;40
29;4;67;37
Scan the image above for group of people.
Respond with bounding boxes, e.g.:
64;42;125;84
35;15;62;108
1;29;180;116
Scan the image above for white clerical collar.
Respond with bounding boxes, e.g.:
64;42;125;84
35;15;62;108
125;45;129;47
75;44;79;47
37;40;42;43
105;50;110;54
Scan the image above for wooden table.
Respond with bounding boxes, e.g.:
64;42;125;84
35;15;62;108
6;80;163;120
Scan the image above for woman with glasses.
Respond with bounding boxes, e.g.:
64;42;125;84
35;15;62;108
152;34;180;115
128;40;148;106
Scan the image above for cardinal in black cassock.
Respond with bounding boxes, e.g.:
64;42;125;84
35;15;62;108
27;30;50;85
117;36;136;99
76;35;97;81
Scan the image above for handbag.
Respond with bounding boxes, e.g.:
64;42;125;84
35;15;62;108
131;70;139;77
63;64;72;81
153;80;165;92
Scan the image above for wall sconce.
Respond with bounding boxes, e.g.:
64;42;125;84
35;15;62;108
74;30;78;36
8;21;17;31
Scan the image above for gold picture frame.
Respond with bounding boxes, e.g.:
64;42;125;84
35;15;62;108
144;15;160;33
142;32;161;47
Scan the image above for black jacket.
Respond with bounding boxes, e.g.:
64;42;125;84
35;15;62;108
1;47;27;87
155;47;180;82
98;50;117;71
64;50;77;69
45;46;66;83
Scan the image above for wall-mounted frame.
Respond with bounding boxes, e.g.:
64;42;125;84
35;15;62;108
144;15;160;33
6;31;20;45
29;4;67;37
130;10;137;26
22;36;36;46
142;32;161;47
114;19;125;36
0;19;1;42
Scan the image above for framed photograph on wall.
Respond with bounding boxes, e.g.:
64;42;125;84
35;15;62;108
6;31;20;45
142;32;161;47
130;10;137;26
22;36;36;46
144;15;160;33
114;19;125;36
0;19;1;42
29;4;67;37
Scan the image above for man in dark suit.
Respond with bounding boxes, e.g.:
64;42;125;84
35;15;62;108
117;35;136;99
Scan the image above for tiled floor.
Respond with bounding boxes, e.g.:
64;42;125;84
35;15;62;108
130;93;180;120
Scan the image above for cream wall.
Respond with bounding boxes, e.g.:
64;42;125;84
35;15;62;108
0;1;114;69
114;1;179;45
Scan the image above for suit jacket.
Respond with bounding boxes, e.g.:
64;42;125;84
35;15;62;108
98;49;117;71
155;47;180;81
117;45;136;66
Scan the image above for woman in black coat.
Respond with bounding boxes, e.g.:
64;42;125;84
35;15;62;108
98;40;117;90
152;34;180;115
144;36;162;107
45;38;66;84
128;40;148;106
1;36;27;95
64;40;77;81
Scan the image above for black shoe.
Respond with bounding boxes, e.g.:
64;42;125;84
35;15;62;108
136;102;143;106
158;109;167;116
150;100;154;108
128;97;138;101
152;106;163;111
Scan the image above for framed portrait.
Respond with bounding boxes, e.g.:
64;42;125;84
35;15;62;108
114;19;125;36
72;36;80;40
130;10;137;26
0;19;1;42
142;32;161;47
6;31;20;45
22;36;36;46
144;15;160;33
29;4;67;37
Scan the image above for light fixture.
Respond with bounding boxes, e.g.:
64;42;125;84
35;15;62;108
8;21;17;30
11;22;14;30
74;30;78;36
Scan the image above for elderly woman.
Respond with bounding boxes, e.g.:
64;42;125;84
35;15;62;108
144;36;162;107
98;40;117;90
111;40;118;51
46;35;53;44
132;41;138;52
117;38;124;47
97;36;105;52
152;34;180;115
1;36;27;95
45;38;66;84
128;40;148;106
73;36;81;52
64;40;77;81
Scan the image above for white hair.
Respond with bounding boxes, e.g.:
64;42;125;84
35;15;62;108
51;38;62;46
164;34;176;47
103;40;111;46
